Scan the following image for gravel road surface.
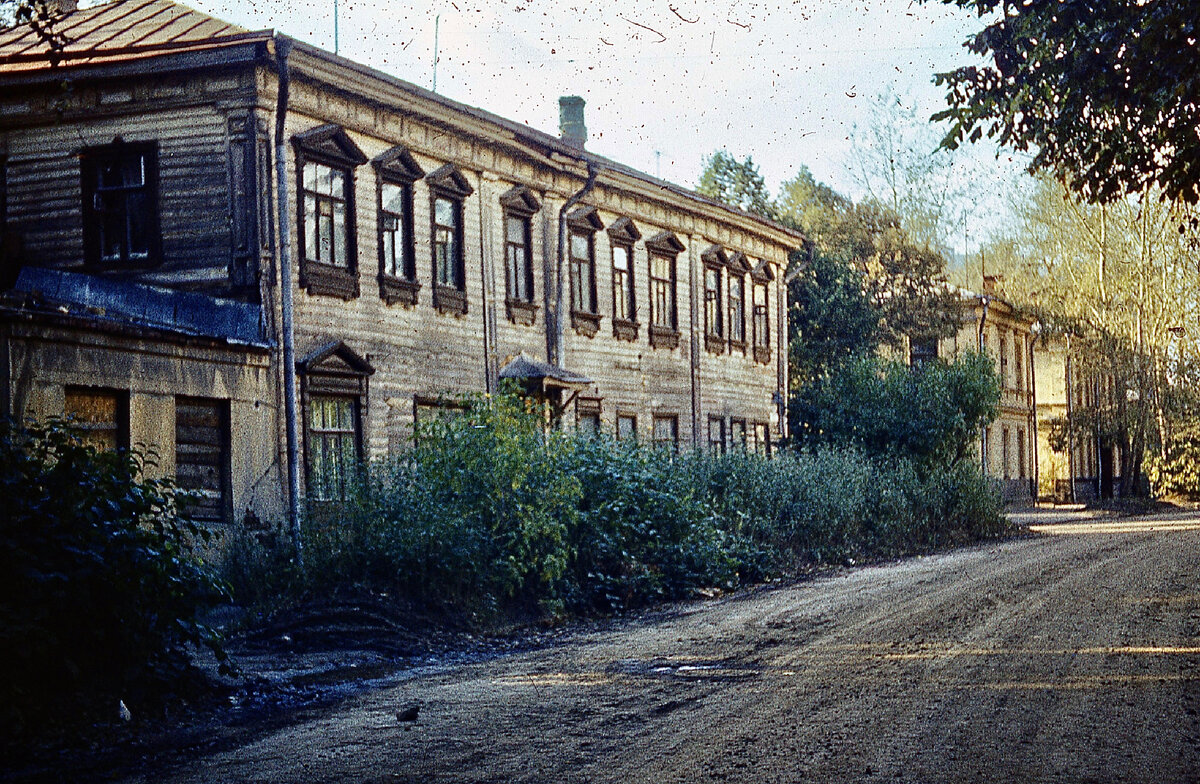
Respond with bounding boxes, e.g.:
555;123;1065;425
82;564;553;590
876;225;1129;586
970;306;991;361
139;510;1200;783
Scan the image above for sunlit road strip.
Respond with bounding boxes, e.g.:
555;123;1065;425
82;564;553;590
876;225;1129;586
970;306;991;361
1029;518;1200;535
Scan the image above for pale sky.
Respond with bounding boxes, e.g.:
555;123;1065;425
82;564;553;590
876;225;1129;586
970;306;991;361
195;0;1026;249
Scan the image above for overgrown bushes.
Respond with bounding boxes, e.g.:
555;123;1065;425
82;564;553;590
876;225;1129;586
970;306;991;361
0;419;229;735
244;392;1006;621
1146;423;1200;500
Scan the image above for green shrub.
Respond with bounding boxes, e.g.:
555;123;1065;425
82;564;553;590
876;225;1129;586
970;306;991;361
0;418;229;735
1146;423;1200;500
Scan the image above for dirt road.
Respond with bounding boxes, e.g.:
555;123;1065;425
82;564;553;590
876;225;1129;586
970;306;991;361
142;510;1200;783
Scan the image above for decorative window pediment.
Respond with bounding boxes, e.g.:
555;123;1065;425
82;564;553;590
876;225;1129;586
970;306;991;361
727;251;752;276
565;205;604;232
299;340;375;395
291;124;368;167
701;244;728;268
426;163;474;198
373;145;424;184
645;231;686;255
750;258;775;282
499;184;540;216
607;216;642;243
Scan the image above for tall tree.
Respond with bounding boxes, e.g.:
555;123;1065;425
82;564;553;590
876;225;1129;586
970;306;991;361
929;0;1200;204
697;150;776;218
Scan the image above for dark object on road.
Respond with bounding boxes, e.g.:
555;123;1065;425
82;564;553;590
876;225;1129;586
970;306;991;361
396;704;421;722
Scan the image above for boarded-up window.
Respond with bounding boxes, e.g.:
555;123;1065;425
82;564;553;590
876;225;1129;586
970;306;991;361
652;414;678;451
175;397;232;524
64;387;128;452
708;416;726;454
617;413;637;442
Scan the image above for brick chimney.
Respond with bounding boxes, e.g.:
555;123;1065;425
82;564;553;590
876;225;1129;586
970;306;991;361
45;0;79;14
559;96;587;149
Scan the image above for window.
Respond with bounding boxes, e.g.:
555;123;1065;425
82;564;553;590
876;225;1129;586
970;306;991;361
752;422;770;457
1002;426;1011;480
727;272;746;348
730;418;747;450
307;395;359;501
1000;333;1010;388
645;231;684;349
1014;334;1024;391
293;125;367;299
1017;427;1027;480
608;217;641;340
577;397;602;437
752;280;770;364
64;386;128;452
652;414;679;451
299;341;374;502
374;145;424;306
175;396;232;524
617;413;637;442
81;141;161;269
708;416;726;454
910;336;939;366
499;185;540;324
705;266;724;347
426;163;474;315
566;206;603;336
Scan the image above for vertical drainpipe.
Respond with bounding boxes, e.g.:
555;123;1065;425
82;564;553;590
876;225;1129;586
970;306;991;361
977;295;990;478
274;35;303;566
1029;329;1038;503
477;173;494;393
1065;332;1075;503
551;162;596;366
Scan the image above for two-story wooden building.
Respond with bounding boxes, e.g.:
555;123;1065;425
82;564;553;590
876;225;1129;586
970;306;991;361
0;0;800;526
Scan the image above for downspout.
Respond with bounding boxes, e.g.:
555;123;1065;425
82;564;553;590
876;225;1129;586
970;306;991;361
549;162;597;367
977;295;990;477
1029;330;1038;503
274;35;303;566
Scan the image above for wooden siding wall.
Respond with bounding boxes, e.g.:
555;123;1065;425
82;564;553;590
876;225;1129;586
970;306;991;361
277;74;790;461
0;70;259;298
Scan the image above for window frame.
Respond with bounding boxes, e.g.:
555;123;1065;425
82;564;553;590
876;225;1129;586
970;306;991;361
174;395;233;525
645;231;685;349
750;259;773;365
566;205;603;337
292;125;367;300
426;163;475;315
576;396;602;437
500;185;541;325
727;252;751;351
608;217;642;341
64;385;129;452
298;341;374;502
80;140;162;271
730;418;747;450
373;145;424;306
616;412;638;443
652;413;679;452
707;415;726;455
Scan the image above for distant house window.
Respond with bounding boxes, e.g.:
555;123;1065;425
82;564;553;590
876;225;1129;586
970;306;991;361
1002;426;1011;480
80;141;161;269
307;395;360;501
730;418;747;450
910;336;939;366
293;125;366;299
617;413;637;442
728;273;746;346
64;386;128;452
1014;334;1024;391
1017;427;1027;480
752;280;770;363
652;414;679;451
708;416;726;454
1000;333;1010;388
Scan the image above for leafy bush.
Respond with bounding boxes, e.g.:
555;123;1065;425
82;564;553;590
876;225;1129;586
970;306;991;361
792;351;1000;467
282;393;1006;623
1146;423;1200;500
0;419;229;735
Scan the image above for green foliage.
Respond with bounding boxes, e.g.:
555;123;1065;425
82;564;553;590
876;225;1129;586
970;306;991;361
930;0;1200;204
793;352;1000;468
697;150;777;218
248;393;1006;624
788;252;881;390
1146;423;1200;500
0;418;229;734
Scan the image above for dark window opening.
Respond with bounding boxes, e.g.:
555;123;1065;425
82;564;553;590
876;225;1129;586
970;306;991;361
81;142;161;269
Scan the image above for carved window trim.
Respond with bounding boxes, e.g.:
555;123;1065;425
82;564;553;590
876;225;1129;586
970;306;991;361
298;341;374;502
645;231;684;349
566;205;603;336
500;185;539;323
374;145;424;307
292;125;367;300
608;216;641;340
427;163;474;316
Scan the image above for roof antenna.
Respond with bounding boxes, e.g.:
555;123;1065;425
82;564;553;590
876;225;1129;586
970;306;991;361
432;14;440;92
334;0;339;55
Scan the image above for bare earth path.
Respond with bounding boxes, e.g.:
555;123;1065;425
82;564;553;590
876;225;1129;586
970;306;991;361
140;511;1200;783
